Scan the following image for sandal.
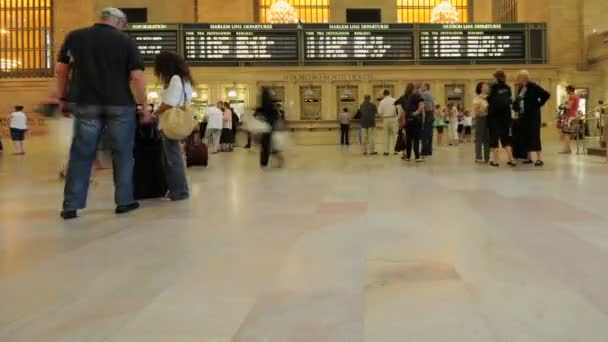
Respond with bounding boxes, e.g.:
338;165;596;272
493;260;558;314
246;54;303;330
490;161;499;167
507;161;517;167
534;160;544;167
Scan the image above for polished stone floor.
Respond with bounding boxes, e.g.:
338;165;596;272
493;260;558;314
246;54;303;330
1;131;608;342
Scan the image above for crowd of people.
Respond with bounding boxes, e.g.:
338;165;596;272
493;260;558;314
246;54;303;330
341;69;561;167
3;7;590;220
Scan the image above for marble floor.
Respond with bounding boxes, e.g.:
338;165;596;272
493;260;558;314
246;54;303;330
1;132;608;342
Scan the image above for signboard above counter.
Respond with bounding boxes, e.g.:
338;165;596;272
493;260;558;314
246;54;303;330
126;23;547;66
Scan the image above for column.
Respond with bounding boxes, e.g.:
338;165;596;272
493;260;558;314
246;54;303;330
547;0;584;67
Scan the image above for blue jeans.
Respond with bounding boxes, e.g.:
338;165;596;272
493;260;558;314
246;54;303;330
161;133;189;200
63;105;136;211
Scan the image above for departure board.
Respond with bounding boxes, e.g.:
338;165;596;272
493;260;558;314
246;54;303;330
303;24;415;63
126;24;179;64
182;24;299;64
419;23;527;64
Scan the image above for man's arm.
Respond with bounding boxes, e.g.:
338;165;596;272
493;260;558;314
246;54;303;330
54;62;70;100
130;70;151;123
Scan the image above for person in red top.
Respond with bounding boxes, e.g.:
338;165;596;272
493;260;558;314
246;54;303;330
560;85;580;154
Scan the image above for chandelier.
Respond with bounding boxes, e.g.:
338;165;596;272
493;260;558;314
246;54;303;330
268;0;299;24
430;0;460;24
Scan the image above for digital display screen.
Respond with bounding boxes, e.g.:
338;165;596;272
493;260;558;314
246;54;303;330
126;24;179;64
124;23;546;66
303;24;414;62
419;24;527;63
182;23;299;64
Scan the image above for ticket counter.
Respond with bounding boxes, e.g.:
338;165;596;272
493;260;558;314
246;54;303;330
301;86;322;120
336;86;358;120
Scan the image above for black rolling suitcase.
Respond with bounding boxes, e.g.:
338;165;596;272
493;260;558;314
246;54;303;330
133;121;168;200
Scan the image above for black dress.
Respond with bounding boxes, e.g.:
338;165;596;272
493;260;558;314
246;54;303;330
513;82;551;153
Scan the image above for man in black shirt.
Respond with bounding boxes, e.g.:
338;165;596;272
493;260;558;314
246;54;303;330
53;8;152;219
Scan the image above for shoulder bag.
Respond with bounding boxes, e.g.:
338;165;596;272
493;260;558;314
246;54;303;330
161;78;197;140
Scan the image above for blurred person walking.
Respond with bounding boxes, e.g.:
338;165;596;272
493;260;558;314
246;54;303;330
258;88;280;167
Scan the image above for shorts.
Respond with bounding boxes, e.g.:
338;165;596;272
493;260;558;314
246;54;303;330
489;127;512;149
464;126;472;136
457;124;464;134
10;128;26;141
436;127;444;134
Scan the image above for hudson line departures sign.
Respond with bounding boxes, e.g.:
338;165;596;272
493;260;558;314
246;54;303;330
126;23;547;66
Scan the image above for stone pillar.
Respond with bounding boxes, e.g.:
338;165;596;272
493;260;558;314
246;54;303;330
547;0;583;67
330;0;397;23
54;0;95;50
472;0;492;23
517;0;548;23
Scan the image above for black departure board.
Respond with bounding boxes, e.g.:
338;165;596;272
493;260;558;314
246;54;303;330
126;24;179;64
182;23;299;64
123;23;547;66
303;24;415;63
419;23;527;64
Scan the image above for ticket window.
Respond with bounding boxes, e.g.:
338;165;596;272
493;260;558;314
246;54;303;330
301;86;322;120
373;85;395;105
223;85;249;116
337;86;358;120
192;86;209;122
444;84;465;109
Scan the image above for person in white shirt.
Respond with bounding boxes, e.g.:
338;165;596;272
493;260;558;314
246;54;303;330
205;102;224;153
152;51;193;201
338;107;350;145
8;105;28;155
378;90;398;155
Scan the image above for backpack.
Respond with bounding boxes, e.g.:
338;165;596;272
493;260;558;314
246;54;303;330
489;82;512;114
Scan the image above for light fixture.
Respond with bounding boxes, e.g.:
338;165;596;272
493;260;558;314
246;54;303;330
0;58;21;70
228;89;237;98
268;0;299;24
0;28;8;35
147;91;159;100
192;91;198;98
430;0;460;24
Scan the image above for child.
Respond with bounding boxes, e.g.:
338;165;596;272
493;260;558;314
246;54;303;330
463;111;473;143
8;105;27;155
